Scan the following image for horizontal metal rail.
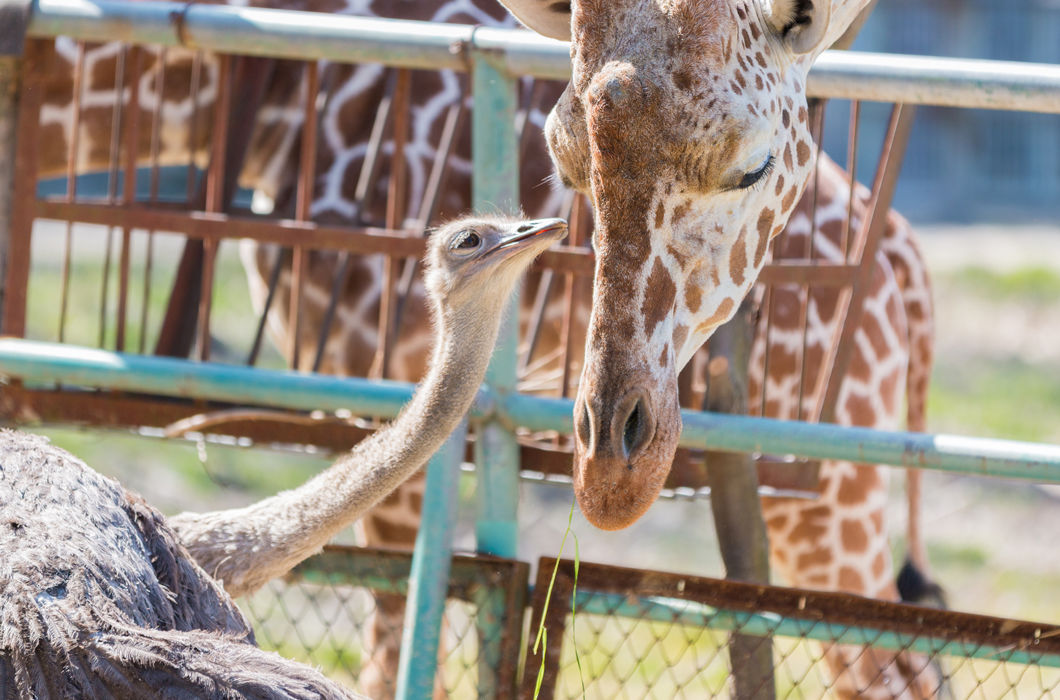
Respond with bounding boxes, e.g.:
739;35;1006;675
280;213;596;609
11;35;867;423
24;0;1060;113
578;592;1060;669
284;548;1060;670
2;339;1059;484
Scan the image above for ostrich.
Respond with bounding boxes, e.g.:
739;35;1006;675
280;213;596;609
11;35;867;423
0;215;568;697
171;215;568;596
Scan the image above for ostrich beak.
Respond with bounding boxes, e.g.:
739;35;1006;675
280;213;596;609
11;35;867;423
489;218;568;263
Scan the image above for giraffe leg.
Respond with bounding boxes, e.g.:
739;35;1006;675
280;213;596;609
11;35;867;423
762;462;939;699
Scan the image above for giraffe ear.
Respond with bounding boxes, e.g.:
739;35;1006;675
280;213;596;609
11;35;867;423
495;0;573;41
767;0;831;54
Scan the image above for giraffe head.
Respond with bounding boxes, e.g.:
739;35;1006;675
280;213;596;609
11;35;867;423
500;0;856;530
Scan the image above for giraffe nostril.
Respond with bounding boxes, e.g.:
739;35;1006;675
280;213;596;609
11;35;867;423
576;401;592;448
622;399;645;458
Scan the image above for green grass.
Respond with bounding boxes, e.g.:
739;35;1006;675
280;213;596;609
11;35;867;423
946;265;1060;303
927;358;1060;444
927;542;989;569
26;228;285;368
33;424;330;516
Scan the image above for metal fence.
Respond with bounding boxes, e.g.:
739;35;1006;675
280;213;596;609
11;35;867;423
1;2;1060;699
526;559;1060;699
236;545;1060;699
239;546;528;699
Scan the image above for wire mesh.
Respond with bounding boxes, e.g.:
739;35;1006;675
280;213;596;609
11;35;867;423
236;546;1060;700
526;559;1060;700
238;545;528;700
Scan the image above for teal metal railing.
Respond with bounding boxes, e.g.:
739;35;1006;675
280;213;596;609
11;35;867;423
3;339;1059;484
7;2;1060;697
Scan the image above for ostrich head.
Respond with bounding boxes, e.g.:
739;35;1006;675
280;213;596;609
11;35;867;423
424;215;568;311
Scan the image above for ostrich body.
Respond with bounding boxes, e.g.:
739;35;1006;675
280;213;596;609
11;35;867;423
0;431;358;698
0;215;567;697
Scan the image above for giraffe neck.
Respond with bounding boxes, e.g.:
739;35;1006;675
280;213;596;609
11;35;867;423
170;290;508;597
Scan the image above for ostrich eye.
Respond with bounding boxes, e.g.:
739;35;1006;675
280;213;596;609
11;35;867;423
450;231;482;255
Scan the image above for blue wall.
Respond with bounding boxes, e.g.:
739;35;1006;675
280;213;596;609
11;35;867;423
828;0;1060;223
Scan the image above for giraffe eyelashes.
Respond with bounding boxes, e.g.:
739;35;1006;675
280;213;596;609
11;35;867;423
735;154;776;190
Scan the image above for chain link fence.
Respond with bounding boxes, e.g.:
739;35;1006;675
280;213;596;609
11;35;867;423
238;546;528;700
237;546;1060;700
527;559;1060;700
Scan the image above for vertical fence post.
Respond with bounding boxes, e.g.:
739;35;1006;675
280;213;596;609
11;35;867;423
0;0;31;332
470;44;520;565
0;58;18;330
470;39;521;699
395;420;468;700
705;299;776;700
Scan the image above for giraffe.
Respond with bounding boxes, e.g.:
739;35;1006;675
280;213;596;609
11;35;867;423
27;0;938;695
494;0;940;695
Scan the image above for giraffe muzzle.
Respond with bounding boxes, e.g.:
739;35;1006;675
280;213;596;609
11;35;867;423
572;376;681;530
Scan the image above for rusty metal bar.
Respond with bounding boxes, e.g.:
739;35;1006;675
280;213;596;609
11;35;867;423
116;47;144;352
1;39;44;338
372;68;411;380
96;45;127;349
842;100;861;259
184;51;202;201
39;197;598;276
558;194;584;400
538;559;1060;669
55;42;86;344
286;61;319;370
308;71;400;371
817;104;916;424
139;49;168;355
386;97;466;346
35;200;429;254
194;53;233;362
0;56;16;334
519;554;574;700
352;69;395;220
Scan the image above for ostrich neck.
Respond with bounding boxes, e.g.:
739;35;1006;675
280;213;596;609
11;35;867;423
172;292;509;595
314;298;505;520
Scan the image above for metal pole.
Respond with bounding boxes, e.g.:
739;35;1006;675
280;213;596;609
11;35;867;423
0;0;30;331
24;0;1060;113
470;46;521;558
574;591;1060;670
705;300;775;700
0;55;18;329
470;43;521;699
395;420;467;700
4;339;1060;483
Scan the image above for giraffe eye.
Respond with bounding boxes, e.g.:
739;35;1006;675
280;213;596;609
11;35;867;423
736;155;776;190
450;230;482;255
